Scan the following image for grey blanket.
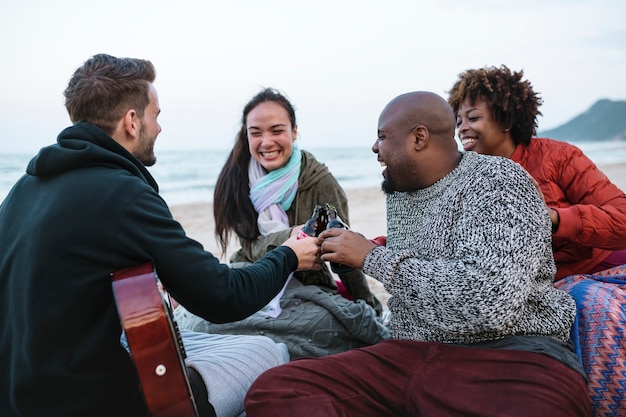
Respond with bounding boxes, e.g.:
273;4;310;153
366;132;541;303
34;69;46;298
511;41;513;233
175;279;390;359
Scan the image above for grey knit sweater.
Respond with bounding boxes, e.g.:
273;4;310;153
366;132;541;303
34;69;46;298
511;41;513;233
363;151;576;345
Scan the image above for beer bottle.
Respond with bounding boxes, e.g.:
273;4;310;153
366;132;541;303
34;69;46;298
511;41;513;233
315;203;329;235
298;205;322;239
325;204;355;274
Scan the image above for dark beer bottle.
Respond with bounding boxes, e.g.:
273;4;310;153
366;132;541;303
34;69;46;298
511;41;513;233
298;205;322;238
325;204;355;274
315;203;329;235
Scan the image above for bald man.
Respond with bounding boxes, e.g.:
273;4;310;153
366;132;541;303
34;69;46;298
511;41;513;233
244;92;592;417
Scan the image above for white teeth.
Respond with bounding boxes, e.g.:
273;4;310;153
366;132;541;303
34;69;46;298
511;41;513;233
262;150;279;157
461;138;476;146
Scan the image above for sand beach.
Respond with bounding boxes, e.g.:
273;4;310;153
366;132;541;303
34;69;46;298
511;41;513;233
170;162;626;309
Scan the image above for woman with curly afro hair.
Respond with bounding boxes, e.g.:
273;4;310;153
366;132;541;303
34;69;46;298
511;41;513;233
448;65;626;279
448;65;626;417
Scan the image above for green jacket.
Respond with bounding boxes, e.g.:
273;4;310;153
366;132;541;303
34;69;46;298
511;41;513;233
230;150;381;313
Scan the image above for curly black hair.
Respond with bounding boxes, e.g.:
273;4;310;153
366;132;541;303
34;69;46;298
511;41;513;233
447;65;543;146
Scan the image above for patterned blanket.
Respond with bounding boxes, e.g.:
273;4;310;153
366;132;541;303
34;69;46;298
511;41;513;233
554;264;626;417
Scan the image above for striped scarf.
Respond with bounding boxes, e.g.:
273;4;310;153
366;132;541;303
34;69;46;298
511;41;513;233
249;145;302;235
248;145;302;317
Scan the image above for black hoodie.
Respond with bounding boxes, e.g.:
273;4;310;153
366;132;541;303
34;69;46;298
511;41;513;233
0;122;297;417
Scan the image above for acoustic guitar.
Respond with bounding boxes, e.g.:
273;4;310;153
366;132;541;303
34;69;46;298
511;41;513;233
112;262;199;417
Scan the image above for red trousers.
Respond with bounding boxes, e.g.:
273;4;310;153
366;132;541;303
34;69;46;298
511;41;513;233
245;339;591;417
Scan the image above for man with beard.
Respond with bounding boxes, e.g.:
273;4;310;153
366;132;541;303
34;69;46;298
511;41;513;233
244;91;592;417
0;54;321;417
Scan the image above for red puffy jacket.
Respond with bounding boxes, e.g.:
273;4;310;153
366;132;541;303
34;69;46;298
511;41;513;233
510;138;626;280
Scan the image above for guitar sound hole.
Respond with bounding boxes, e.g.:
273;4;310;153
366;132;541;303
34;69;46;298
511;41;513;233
155;364;167;376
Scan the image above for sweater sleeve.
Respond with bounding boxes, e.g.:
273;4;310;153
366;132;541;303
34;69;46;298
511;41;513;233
551;146;626;249
115;190;297;323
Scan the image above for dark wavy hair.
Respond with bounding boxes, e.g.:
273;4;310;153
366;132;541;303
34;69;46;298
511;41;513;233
64;54;156;135
213;88;297;255
447;65;543;146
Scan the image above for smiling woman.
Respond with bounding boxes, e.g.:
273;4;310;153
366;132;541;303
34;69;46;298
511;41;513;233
231;89;384;299
246;101;298;173
173;87;388;359
448;65;626;279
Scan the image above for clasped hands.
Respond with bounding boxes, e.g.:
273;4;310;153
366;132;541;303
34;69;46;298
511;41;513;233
284;225;379;271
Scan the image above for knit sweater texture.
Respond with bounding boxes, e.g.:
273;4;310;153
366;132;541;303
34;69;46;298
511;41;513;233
363;151;576;345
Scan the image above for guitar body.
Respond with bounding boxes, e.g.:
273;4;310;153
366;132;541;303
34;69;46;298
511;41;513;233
112;262;199;417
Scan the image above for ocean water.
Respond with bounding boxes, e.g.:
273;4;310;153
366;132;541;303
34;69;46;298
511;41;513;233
2;141;626;206
147;146;386;206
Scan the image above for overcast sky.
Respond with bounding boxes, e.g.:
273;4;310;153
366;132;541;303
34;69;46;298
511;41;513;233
1;0;625;153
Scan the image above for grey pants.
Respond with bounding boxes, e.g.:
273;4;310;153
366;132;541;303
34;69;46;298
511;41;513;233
179;329;290;417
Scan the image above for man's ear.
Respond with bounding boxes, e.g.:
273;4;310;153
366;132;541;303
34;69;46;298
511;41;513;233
413;125;429;150
123;109;140;140
110;109;140;154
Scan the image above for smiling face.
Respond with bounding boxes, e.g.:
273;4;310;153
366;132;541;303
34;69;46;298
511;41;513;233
246;101;297;172
456;99;515;157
